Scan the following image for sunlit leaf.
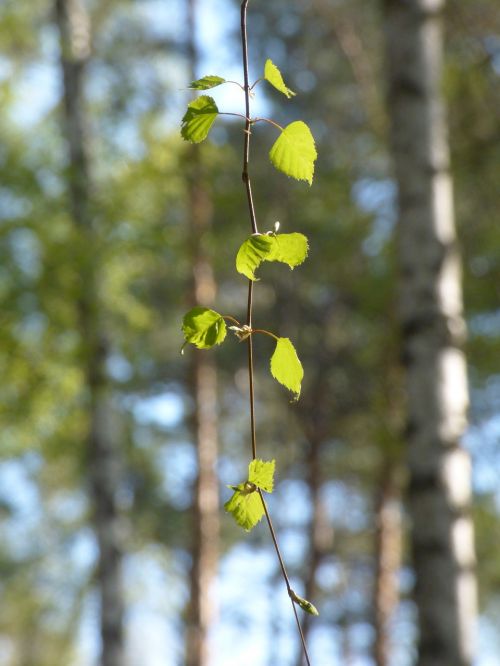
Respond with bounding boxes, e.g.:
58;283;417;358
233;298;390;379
225;459;275;531
182;307;226;349
270;337;303;398
264;59;295;98
236;232;308;280
236;234;275;280
181;95;219;143
224;483;264;531
189;75;226;90
248;458;275;493
269;121;317;185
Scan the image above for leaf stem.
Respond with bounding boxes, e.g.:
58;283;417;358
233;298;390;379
251;328;279;341
219;111;248;121
252;117;284;132
222;315;241;326
250;77;263;90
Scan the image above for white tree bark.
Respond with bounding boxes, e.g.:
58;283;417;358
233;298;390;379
55;2;124;665
383;1;477;664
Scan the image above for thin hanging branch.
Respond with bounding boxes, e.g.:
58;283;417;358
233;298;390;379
240;3;312;663
180;1;319;661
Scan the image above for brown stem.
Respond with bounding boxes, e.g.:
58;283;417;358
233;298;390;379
239;3;313;664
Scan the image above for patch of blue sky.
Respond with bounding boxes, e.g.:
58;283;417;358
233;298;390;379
133;391;184;428
353;177;397;256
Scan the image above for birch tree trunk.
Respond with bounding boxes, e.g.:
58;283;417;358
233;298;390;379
184;1;220;664
373;464;402;666
55;2;124;665
383;2;477;665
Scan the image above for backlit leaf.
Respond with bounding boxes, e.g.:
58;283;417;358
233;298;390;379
225;459;275;531
270;337;303;398
182;307;226;349
181;95;219;143
269;121;317;185
236;232;308;280
189;75;226;90
264;59;295;98
248;458;275;493
224;484;264;531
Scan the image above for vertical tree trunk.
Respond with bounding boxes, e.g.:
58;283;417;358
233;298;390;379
373;464;402;666
55;2;124;665
383;2;477;665
184;1;220;664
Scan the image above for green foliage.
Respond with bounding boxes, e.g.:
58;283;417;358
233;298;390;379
269;121;317;185
248;458;275;492
182;307;226;349
236;231;309;280
224;459;275;531
270;337;303;398
264;59;296;98
181;95;219;143
189;75;226;90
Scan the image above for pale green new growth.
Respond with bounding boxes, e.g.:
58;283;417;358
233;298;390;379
270;337;303;398
181;95;219;143
264;59;296;98
189;75;226;90
236;232;309;280
269;121;317;185
225;459;275;531
182;307;226;349
224;488;263;531
248;458;275;493
290;590;320;616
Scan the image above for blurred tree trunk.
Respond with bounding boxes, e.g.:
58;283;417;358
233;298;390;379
184;1;220;664
383;1;477;665
55;2;124;665
373;463;402;666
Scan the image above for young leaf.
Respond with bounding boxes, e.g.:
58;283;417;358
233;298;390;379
269;121;317;185
271;232;309;268
181;95;219;143
270;337;304;398
236;232;309;280
248;458;275;493
225;459;275;531
264;59;296;98
290;590;319;616
182;307;226;349
224;485;264;532
189;75;226;90
236;234;275;281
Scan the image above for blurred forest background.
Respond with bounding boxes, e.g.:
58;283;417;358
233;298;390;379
1;0;500;665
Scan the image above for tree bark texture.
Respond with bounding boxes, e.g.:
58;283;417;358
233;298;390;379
383;2;477;665
55;2;125;665
184;1;220;664
373;464;402;666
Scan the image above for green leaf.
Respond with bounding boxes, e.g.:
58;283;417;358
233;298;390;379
181;95;219;143
236;234;275;280
270;337;304;398
248;459;275;493
269;121;317;185
182;307;226;349
224;483;264;531
189;75;226;90
290;590;319;616
236;232;309;280
225;459;275;531
264;59;296;98
270;233;309;268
